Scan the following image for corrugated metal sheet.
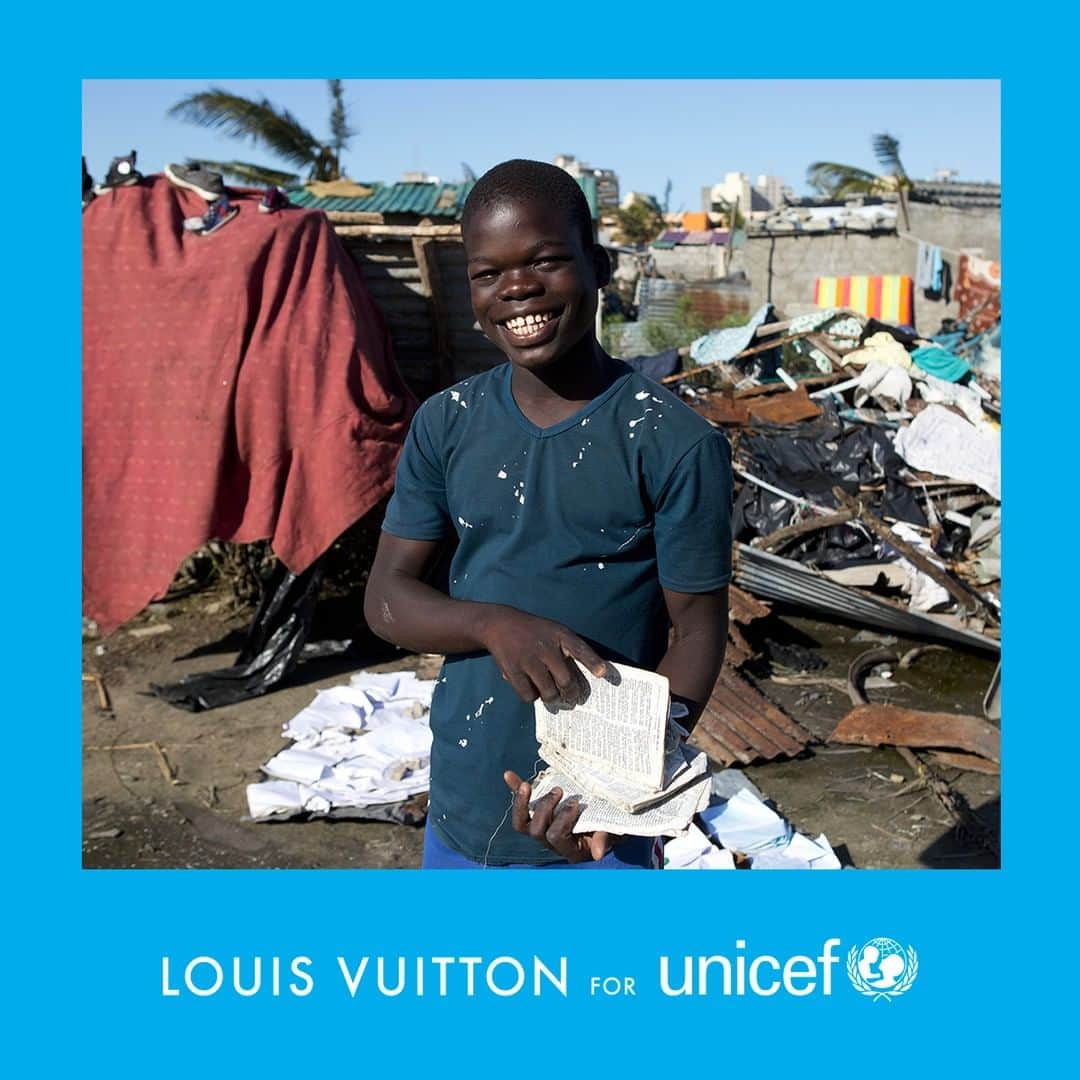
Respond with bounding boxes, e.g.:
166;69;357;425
603;321;653;360
637;276;750;324
733;544;1000;654
290;181;467;218
690;664;813;767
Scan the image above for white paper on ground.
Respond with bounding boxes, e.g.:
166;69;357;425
247;669;436;820
698;788;793;854
245;780;332;819
664;822;735;869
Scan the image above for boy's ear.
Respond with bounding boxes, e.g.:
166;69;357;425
592;244;612;289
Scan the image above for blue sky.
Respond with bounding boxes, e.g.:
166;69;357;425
83;79;999;210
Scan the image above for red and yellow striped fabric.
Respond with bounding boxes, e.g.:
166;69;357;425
813;275;913;325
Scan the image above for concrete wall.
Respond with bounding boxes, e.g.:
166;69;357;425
742;203;999;333
650;244;728;280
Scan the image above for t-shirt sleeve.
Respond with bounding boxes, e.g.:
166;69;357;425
381;402;452;540
653;431;733;592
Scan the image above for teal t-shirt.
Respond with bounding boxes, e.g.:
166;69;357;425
382;360;733;864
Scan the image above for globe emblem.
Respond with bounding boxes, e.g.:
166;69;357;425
847;937;918;1000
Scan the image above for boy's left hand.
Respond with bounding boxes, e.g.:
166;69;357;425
503;771;620;862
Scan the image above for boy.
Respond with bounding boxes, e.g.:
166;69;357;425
364;160;732;868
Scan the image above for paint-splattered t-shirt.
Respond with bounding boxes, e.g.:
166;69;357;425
382;360;733;864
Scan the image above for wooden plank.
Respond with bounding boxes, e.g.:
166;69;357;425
334;223;462;238
755;510;856;553
833;488;993;619
413;235;453;389
325;210;385;225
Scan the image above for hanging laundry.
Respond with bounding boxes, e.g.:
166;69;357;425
930;246;944;293
915;241;935;290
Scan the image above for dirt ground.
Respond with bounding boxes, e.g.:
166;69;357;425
82;587;1000;871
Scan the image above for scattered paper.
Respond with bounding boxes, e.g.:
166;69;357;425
246;670;436;820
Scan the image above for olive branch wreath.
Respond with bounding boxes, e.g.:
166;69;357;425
847;945;919;1002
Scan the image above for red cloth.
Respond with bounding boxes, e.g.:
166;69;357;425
83;177;417;634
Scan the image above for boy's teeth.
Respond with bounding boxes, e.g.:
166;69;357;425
505;312;553;332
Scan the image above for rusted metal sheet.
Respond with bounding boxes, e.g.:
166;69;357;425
724;584;770;670
745;387;822;425
728;584;770;625
690;663;813;767
829;704;1000;764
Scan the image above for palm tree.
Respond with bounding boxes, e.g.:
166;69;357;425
167;80;355;187
807;132;912;228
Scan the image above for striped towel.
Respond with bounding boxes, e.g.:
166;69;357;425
813;275;914;326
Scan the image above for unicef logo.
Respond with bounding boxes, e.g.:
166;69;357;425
847;938;918;1002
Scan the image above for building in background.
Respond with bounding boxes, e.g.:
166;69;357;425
553;153;620;210
704;172;791;221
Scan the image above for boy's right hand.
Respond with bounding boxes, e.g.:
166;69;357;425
475;606;610;706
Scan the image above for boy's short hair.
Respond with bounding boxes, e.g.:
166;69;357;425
461;159;594;252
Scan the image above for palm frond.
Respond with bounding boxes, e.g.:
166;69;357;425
327;79;355;156
186;158;299;188
806;162;882;198
871;132;908;182
168;89;320;169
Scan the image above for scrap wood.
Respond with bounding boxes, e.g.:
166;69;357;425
81;672;111;712
753;510;855;553
833;487;997;621
85;740;182;785
733;372;847;398
894;745;999;856
927;750;999;776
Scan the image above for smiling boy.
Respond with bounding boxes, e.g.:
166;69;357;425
364;160;732;868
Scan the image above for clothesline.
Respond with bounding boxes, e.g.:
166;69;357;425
895;231;979;259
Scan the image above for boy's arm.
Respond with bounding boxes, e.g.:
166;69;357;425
656;586;729;733
363;532;609;705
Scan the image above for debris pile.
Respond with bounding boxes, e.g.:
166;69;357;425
676;302;1001;656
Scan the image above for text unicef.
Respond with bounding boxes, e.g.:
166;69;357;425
160;940;843;999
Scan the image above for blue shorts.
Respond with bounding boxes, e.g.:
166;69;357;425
421;819;662;869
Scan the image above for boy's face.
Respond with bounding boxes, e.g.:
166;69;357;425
464;197;606;371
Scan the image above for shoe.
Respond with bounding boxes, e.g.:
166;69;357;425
258;186;290;213
94;150;142;194
182;193;238;236
82;157;95;210
165;161;225;202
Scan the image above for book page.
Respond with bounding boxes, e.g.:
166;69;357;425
534;661;669;789
529;764;711;838
542;741;706;814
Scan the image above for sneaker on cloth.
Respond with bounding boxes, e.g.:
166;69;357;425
165;161;225;202
182;193;238;236
258;186;290;213
94;150;142;193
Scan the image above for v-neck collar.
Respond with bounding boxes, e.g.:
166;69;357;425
498;361;632;439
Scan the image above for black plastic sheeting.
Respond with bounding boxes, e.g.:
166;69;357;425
733;400;927;570
151;559;324;711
